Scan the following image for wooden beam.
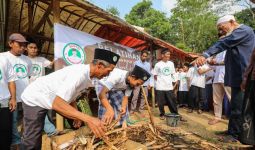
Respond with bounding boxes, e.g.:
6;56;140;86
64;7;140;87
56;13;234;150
88;24;98;34
32;1;53;32
53;0;60;23
71;12;86;28
52;0;63;131
18;0;25;31
46;17;53;28
28;1;33;33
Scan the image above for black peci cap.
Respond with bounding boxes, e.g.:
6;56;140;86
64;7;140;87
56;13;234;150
131;65;151;82
94;48;120;65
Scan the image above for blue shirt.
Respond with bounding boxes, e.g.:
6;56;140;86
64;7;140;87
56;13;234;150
203;25;255;87
134;60;151;86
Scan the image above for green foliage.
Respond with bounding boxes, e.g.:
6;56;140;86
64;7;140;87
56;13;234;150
235;8;255;28
106;6;120;16
125;0;172;41
124;0;254;53
169;0;218;53
176;42;192;52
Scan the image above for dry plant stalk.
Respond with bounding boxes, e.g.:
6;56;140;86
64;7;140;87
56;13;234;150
102;137;118;150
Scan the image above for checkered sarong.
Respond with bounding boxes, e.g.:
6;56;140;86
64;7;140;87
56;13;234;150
98;90;129;125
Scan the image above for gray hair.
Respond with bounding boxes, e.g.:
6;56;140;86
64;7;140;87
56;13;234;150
92;59;110;67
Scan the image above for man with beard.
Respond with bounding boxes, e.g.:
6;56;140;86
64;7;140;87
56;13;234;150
195;15;255;142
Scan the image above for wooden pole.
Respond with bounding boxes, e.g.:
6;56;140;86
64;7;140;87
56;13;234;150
141;86;155;128
152;87;155;108
53;0;60;23
52;0;63;131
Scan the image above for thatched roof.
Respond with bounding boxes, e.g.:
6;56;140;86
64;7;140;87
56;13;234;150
7;0;192;61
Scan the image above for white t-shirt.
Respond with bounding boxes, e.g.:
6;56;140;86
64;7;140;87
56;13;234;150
29;57;52;83
187;64;209;88
154;60;176;91
4;52;32;102
0;54;17;105
213;51;226;84
99;68;132;96
21;64;92;109
205;69;214;84
178;72;188;91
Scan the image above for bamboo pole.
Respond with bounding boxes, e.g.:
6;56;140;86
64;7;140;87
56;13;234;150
141;86;155;128
152;87;155;108
53;0;64;131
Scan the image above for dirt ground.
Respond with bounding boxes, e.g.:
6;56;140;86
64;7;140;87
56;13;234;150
42;107;254;150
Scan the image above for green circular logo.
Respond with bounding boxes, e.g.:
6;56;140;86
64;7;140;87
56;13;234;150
162;67;171;76
32;64;42;77
14;64;28;79
63;43;86;65
0;69;2;80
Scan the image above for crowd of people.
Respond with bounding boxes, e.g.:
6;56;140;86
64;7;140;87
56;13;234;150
0;14;255;150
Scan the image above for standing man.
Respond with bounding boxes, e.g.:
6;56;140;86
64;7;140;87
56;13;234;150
131;51;151;114
195;15;255;141
0;53;17;150
98;65;151;125
154;48;179;120
20;48;120;150
26;37;59;136
208;51;231;125
4;33;32;149
26;37;53;83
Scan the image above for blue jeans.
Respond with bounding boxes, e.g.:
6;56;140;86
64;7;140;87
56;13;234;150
12;108;21;145
44;115;56;136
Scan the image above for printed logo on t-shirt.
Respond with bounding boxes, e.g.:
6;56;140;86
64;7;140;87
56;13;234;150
162;67;171;76
63;43;86;65
14;64;27;79
0;69;2;80
32;64;42;77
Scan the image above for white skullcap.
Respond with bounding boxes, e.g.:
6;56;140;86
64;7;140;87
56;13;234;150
217;15;236;25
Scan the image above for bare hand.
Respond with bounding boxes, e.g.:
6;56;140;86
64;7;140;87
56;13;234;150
120;107;126;116
86;117;106;138
148;85;151;90
207;58;216;65
102;107;115;125
195;56;207;67
9;98;17;112
73;119;82;128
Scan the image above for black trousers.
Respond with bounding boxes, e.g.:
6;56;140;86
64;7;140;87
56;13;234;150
0;107;12;150
228;87;244;139
205;84;213;111
188;85;205;110
177;91;188;105
156;90;178;116
240;77;255;145
21;102;47;150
